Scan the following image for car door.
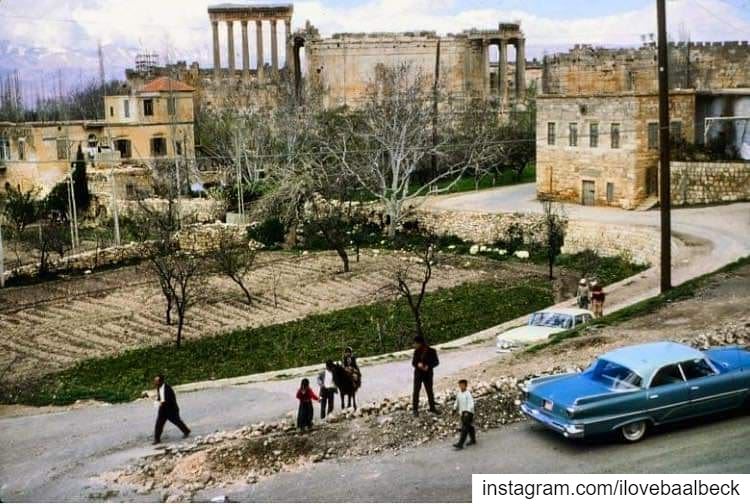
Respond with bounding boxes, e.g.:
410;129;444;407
646;364;689;424
680;358;739;414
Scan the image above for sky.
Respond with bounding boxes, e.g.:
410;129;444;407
1;0;750;93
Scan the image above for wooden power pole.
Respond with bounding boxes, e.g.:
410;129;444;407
657;0;672;292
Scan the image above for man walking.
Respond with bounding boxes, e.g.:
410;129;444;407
453;379;476;449
317;360;337;419
412;335;439;416
153;374;190;445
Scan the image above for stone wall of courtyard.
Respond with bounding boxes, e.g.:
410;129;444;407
671;161;750;206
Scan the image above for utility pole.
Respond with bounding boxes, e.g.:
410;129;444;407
430;39;441;187
0;213;5;288
657;0;672;292
235;127;245;219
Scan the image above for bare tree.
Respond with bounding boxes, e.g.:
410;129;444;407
330;63;499;237
212;226;261;305
257;84;364;273
541;199;566;280
170;248;205;347
384;233;437;339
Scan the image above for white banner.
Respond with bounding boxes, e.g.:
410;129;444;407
473;474;746;504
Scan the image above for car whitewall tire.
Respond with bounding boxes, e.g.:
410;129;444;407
621;420;647;442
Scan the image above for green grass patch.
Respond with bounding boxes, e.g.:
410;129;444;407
3;278;553;406
526;255;750;354
434;164;536;195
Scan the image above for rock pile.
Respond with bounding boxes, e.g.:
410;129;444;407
112;376;527;501
684;317;750;349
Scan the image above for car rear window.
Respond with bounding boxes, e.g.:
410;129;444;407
585;359;642;390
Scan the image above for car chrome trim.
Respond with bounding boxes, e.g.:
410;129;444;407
520;403;585;438
573;388;640;405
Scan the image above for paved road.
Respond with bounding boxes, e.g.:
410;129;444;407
0;346;495;502
429;184;750;311
230;410;750;502
2;185;749;502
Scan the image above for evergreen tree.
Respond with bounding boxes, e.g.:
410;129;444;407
72;144;90;211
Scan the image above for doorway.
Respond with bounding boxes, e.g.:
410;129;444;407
582;180;596;206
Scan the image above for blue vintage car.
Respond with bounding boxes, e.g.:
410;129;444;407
520;341;750;442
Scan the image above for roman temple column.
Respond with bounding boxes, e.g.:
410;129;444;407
515;38;526;100
256;19;264;80
499;40;508;102
212;20;220;77
226;20;235;72
270;19;279;72
241;20;250;78
285;18;292;69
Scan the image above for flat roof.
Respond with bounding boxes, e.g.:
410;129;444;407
599;342;703;379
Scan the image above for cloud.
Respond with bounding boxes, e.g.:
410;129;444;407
2;0;749;84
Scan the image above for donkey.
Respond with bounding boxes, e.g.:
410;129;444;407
331;362;361;410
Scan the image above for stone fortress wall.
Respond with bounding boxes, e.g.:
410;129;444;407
543;41;750;95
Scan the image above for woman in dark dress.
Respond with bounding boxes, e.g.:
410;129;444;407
296;378;319;431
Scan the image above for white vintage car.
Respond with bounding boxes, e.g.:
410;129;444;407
496;308;594;351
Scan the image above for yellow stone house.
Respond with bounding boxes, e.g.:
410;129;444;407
0;77;195;195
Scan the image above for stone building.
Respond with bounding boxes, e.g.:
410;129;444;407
125;3;528;111
298;24;527;107
536;41;750;209
0;76;196;195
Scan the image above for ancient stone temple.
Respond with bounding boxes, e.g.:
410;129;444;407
126;3;528;111
207;3;294;81
296;23;527;107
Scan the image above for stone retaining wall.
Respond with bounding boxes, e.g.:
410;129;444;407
2;223;250;283
415;208;656;265
671;161;750;206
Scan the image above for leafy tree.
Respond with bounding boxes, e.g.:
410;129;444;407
0;184;40;234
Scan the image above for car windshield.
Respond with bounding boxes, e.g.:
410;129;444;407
529;312;573;329
584;359;642;390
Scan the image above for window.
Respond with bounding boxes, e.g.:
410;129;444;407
590;123;599;148
150;137;167;157
547;122;556;145
114;139;132;159
569;122;578;147
0;137;10;160
175;140;183;156
611;123;621;149
681;359;715;380
56;138;68;160
585;359;641;390
124;99;130;118
110;106;114;118
167;97;176;116
87;134;98;149
670;120;682;141
17;139;25;160
648;122;659;150
143;98;154;116
125;182;136;199
650;364;684;387
606;182;614;203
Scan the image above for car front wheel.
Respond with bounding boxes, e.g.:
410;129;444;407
621;420;647;443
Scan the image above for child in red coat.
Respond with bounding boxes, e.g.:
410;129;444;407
296;378;319;431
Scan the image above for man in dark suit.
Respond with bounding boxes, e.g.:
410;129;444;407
412;335;440;416
153;374;191;444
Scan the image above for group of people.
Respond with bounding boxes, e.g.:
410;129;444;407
576;277;606;317
296;347;360;431
151;340;477;450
